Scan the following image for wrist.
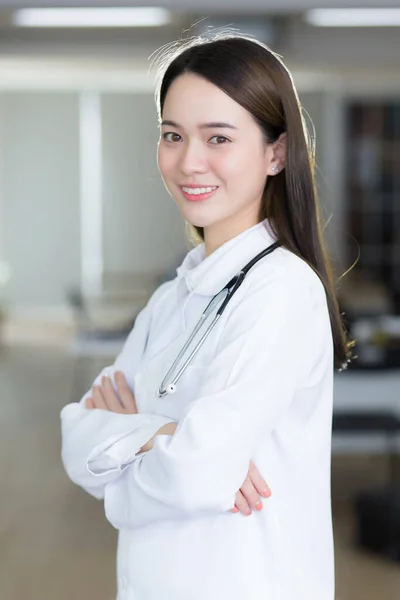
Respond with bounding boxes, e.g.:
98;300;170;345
158;422;178;436
138;421;177;454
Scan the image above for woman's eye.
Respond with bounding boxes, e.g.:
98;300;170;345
209;135;230;145
162;132;182;142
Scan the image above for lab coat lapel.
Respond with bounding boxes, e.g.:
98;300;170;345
177;219;278;297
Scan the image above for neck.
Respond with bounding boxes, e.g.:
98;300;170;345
204;214;262;257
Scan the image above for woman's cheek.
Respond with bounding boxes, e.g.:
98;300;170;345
219;153;244;178
157;144;173;172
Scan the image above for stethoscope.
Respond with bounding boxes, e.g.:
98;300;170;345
158;240;281;398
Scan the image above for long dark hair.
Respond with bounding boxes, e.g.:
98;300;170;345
154;33;354;371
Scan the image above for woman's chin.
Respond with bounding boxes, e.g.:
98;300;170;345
177;200;226;230
185;215;214;229
179;207;212;229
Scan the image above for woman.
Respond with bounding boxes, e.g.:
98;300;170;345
61;33;352;600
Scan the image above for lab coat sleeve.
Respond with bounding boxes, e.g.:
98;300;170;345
104;269;327;529
61;281;177;500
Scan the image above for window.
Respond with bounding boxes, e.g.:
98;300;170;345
346;102;400;313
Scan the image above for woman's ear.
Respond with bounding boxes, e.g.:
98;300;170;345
268;132;287;176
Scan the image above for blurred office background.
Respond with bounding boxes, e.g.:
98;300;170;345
0;1;399;599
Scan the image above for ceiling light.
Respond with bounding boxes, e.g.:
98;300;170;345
306;8;400;27
12;7;171;28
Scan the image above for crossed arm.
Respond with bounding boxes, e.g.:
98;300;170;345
86;370;271;517
62;273;314;529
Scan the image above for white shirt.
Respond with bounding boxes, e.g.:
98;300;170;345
61;219;335;600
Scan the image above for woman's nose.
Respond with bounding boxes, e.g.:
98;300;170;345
179;140;208;175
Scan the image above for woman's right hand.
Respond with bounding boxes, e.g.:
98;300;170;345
230;461;271;515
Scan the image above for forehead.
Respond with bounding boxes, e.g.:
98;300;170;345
162;73;251;126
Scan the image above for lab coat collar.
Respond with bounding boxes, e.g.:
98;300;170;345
176;219;278;296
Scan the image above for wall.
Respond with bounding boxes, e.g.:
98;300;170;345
0;91;80;315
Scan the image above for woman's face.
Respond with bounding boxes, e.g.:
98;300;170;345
157;73;280;242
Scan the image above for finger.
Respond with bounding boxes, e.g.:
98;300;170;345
86;397;94;409
248;460;272;498
100;376;124;413
92;385;108;410
234;490;252;516
114;371;138;413
240;475;264;512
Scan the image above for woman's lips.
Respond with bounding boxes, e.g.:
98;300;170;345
180;186;219;202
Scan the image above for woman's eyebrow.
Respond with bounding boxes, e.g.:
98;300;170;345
160;119;180;127
200;122;238;130
160;119;238;130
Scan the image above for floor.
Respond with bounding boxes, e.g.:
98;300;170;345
1;343;399;600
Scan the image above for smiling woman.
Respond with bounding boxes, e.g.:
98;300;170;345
157;72;286;256
61;31;353;600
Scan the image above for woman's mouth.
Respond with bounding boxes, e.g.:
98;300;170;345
180;185;218;202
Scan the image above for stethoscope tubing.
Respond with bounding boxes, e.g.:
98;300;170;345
158;240;281;398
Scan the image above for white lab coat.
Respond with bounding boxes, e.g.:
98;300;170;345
61;219;335;600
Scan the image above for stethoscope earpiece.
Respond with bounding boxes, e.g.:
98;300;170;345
166;383;177;395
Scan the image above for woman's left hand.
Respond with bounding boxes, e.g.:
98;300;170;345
86;371;138;414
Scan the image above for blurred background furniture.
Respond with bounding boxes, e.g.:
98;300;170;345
333;376;400;562
66;285;142;401
65;263;181;400
333;411;400;483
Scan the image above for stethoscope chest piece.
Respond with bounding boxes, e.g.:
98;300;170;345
165;383;176;395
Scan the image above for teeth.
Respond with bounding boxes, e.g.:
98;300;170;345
182;186;217;195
